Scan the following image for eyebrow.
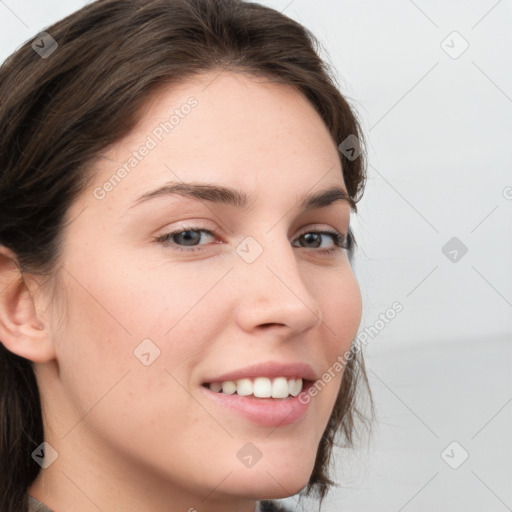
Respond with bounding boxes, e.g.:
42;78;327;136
129;182;356;213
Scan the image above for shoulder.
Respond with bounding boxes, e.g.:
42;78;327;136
28;495;55;512
27;496;293;512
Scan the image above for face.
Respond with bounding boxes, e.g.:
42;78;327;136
32;71;362;510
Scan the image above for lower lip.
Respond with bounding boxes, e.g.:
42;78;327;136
199;381;313;427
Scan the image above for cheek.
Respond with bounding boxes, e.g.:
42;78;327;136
51;265;223;467
318;265;362;350
52;256;227;407
312;267;362;410
336;273;362;343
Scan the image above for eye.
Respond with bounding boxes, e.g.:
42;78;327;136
155;226;351;254
156;228;216;251
292;230;350;253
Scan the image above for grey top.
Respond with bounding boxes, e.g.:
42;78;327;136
28;495;291;511
28;496;54;512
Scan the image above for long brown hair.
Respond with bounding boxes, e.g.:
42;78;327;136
0;1;373;510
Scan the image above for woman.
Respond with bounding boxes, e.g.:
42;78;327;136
0;0;373;511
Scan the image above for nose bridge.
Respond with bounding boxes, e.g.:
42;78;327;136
233;230;322;332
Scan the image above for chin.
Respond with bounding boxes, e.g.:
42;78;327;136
234;474;311;501
226;457;315;500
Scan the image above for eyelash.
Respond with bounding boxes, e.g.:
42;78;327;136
155;226;352;254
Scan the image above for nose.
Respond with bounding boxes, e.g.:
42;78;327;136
233;232;323;336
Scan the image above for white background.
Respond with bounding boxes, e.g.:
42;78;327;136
1;1;511;511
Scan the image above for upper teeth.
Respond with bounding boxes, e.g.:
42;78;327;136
208;377;303;398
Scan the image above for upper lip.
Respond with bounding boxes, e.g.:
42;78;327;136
202;361;318;384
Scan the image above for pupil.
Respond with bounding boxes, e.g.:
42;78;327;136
176;230;200;246
303;233;320;248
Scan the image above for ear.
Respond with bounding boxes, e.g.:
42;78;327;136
0;245;56;362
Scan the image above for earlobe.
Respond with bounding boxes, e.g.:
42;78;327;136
0;246;56;363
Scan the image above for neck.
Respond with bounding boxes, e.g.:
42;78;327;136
28;432;259;512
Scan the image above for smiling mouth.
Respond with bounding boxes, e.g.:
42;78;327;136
200;377;313;427
201;376;310;399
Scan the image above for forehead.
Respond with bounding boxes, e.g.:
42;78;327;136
86;70;346;212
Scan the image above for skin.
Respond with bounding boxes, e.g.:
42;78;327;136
0;70;362;512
